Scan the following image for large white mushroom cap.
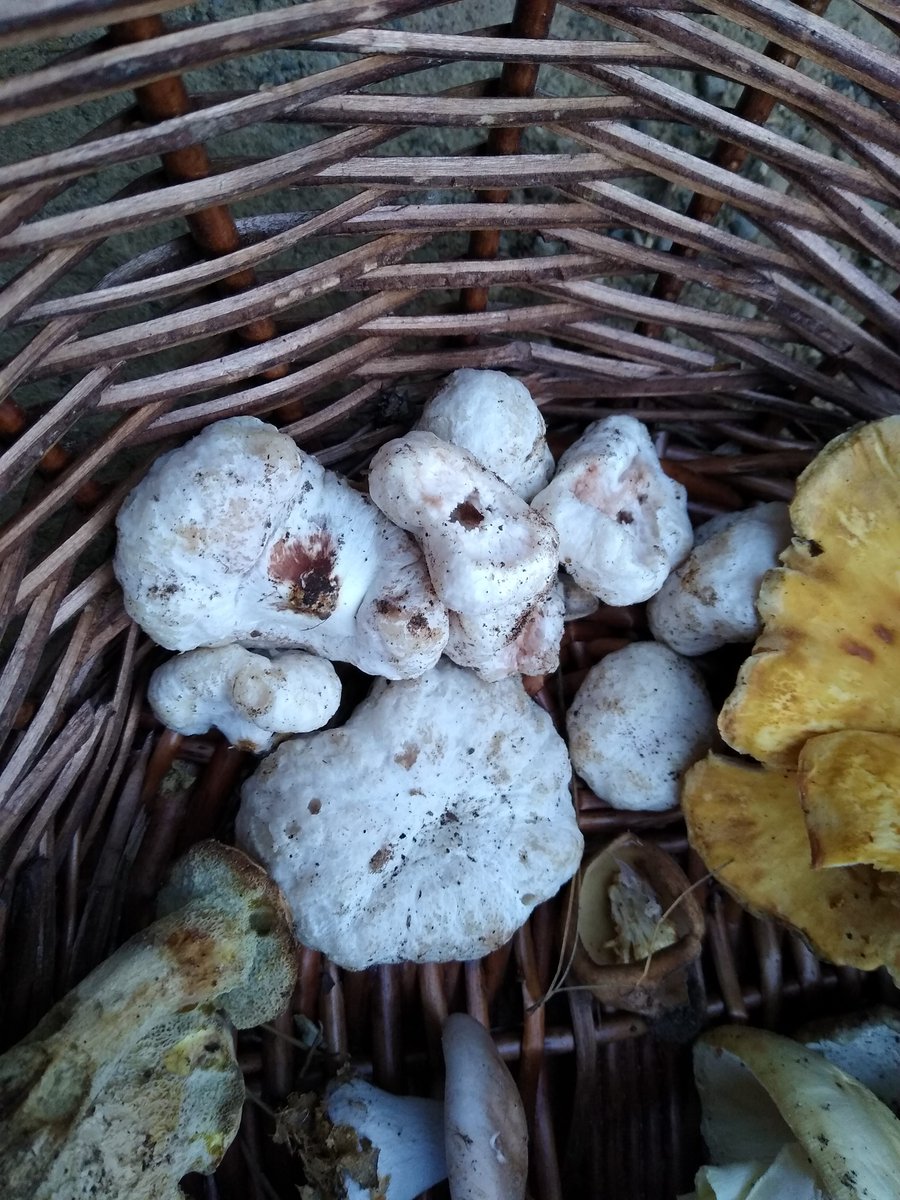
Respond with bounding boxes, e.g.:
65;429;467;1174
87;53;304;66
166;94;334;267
647;502;791;656
368;431;560;679
148;645;341;753
114;417;448;679
236;661;583;970
566;641;717;812
532;415;693;606
416;369;554;500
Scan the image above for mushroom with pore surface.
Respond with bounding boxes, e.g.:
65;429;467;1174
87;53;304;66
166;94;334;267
237;660;583;969
0;841;297;1199
368;431;560;680
114;416;449;679
531;415;693;605
148;644;342;752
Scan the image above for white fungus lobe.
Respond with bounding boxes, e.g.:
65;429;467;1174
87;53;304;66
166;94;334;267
368;431;560;679
532;415;693;606
647;502;791;656
148;645;342;752
416;369;554;500
566;641;717;812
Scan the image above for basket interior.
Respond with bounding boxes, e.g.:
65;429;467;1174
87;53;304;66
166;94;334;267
1;1;900;1197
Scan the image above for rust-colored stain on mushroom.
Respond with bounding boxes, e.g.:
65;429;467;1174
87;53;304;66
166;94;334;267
369;846;394;872
873;624;895;644
841;638;875;663
163;925;222;991
394;744;419;770
449;496;484;529
268;531;339;618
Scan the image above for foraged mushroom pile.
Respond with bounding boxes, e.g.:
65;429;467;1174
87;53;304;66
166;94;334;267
683;416;900;981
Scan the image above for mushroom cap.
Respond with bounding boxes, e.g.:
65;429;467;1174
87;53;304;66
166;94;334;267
156;840;298;1028
797;1007;900;1114
567;641;717;812
148;645;342;752
368;431;558;615
798;730;900;871
719;416;900;765
531;415;693;606
115;417;447;678
236;661;582;970
417;369;554;500
442;1014;528;1200
647;502;791;656
682;752;900;978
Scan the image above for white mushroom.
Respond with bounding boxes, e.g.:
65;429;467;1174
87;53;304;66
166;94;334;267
148;645;342;752
443;1014;528;1200
114;417;448;679
648;502;791;656
445;578;564;683
237;660;583;969
416;369;554;500
531;415;693;605
279;1013;526;1200
566;641;717;812
367;431;559;679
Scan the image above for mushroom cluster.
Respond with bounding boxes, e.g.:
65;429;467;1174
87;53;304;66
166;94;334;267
683;416;900;979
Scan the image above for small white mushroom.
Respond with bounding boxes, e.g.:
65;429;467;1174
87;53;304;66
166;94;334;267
148;645;341;752
416;368;554;500
368;431;560;679
443;1014;528;1200
114;417;448;679
648;502;791;656
322;1079;447;1200
566;641;717;812
237;660;583;969
532;415;693;605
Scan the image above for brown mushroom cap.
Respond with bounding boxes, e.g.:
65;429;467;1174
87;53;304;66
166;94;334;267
442;1014;528;1200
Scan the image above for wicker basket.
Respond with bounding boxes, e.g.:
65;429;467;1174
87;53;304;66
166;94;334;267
1;1;899;1196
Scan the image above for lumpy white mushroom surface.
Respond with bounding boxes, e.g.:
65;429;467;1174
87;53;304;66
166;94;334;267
648;502;791;656
416;369;554;499
148;645;341;752
532;415;693;605
236;661;583;969
368;431;559;679
114;417;448;678
566;641;717;812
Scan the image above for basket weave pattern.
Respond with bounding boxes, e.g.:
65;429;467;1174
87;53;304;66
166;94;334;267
1;1;899;1196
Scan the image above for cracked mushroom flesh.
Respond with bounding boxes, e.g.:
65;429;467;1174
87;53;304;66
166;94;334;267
368;431;560;679
236;660;583;969
648;502;791;656
114;417;448;679
567;641;717;812
0;842;297;1199
531;415;693;606
416;368;554;500
148;644;342;752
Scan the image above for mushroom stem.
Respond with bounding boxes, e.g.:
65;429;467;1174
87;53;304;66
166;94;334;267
326;1079;447;1200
